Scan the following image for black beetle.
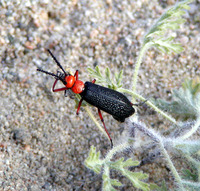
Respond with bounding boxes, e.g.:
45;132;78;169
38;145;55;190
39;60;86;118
37;50;135;147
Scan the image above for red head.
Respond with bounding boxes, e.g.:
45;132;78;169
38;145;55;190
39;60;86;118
37;49;85;94
64;73;85;94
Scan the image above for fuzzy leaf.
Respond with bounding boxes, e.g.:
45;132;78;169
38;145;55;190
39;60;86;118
182;180;200;190
87;66;123;90
115;70;123;88
87;66;103;81
110;157;140;168
182;169;198;181
150;180;168;191
182;77;200;96
153;77;200;120
110;179;122;187
103;173;122;191
149;184;163;191
105;68;112;84
122;171;150;191
144;0;192;54
84;146;103;174
154;90;198;119
174;140;200;155
152;37;184;53
109;158;150;191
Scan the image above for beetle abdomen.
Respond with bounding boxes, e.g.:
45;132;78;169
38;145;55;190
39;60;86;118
80;82;135;122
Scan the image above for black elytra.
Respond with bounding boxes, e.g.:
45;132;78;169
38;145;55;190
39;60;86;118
80;82;135;122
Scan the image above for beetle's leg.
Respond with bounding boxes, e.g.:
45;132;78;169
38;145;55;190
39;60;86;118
98;108;113;148
92;79;96;84
76;98;84;115
52;78;69;92
74;70;79;80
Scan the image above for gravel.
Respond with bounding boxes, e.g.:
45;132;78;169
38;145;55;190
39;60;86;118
0;0;199;190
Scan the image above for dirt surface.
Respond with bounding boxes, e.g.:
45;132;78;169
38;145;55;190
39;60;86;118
0;0;200;190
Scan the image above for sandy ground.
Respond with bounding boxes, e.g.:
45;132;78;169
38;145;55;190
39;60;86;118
0;0;200;190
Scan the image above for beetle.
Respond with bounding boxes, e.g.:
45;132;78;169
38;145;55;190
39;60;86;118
37;49;135;147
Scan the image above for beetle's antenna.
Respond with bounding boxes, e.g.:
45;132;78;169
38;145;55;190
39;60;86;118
37;68;63;81
47;49;67;76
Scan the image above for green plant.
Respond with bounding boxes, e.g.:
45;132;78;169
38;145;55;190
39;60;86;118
85;145;151;191
153;77;200;120
83;0;200;190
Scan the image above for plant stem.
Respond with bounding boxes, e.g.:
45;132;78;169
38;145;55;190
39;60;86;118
105;142;130;162
84;106;110;141
102;142;130;186
118;87;177;124
159;141;185;190
182;180;200;189
132;44;150;96
180;116;200;140
133;119;184;189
